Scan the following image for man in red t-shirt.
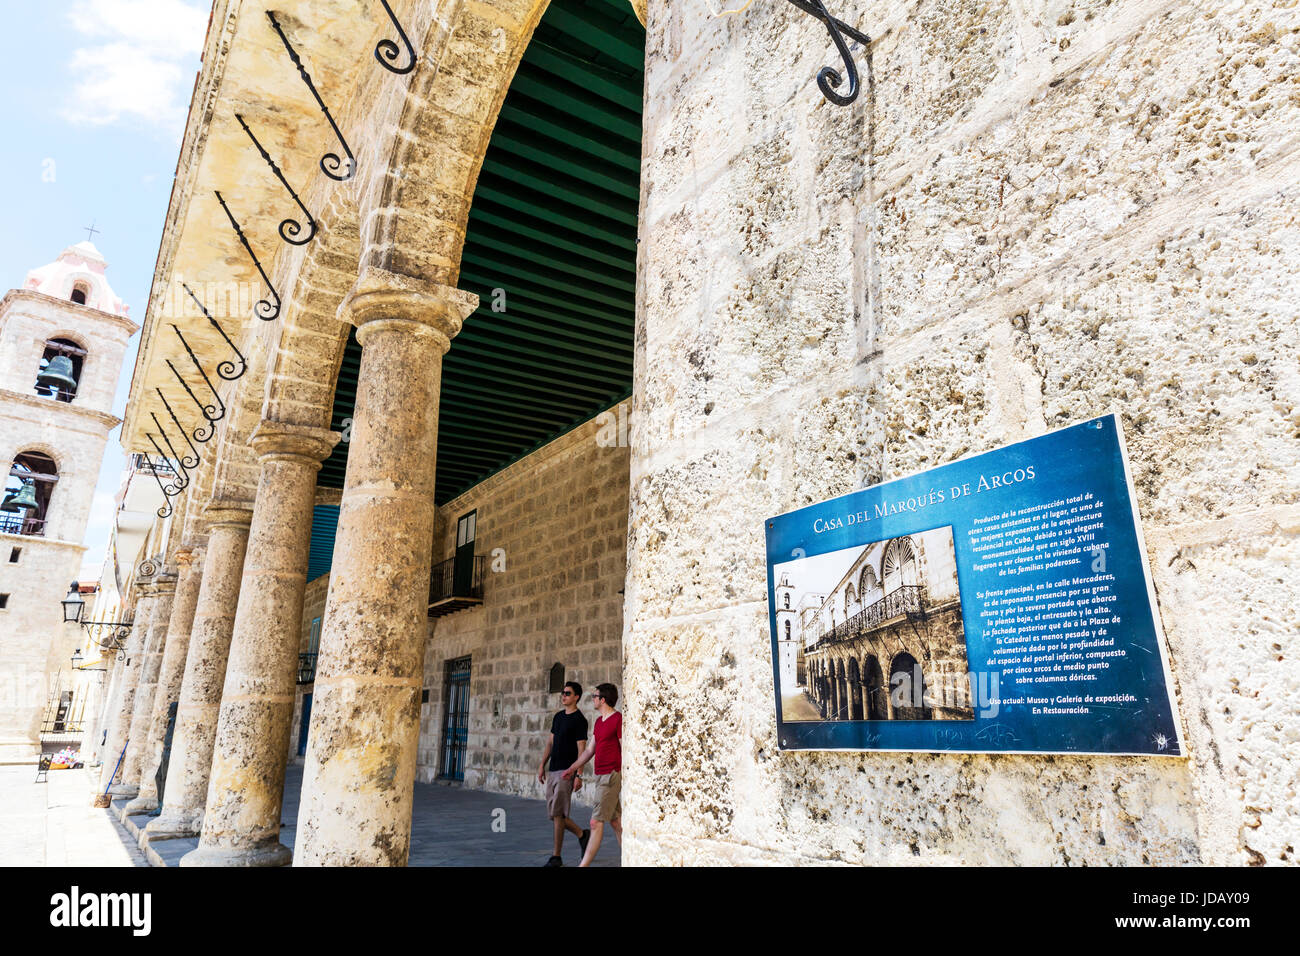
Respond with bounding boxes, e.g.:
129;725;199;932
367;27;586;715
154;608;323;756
564;682;621;866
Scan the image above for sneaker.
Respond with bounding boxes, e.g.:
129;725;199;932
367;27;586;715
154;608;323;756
544;855;563;867
578;829;590;857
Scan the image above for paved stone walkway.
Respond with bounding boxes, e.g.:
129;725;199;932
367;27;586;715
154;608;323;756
0;765;147;866
125;763;620;868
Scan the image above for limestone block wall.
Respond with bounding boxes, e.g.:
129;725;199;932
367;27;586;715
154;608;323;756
416;412;630;801
626;0;1299;865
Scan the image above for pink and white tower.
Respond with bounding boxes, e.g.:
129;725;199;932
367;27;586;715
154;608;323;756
0;241;137;764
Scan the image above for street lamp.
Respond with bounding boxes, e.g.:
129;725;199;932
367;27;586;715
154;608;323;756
61;581;85;624
71;648;106;673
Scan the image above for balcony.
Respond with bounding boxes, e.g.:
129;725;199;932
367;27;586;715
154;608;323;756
428;555;486;618
297;652;317;685
0;512;46;537
806;585;924;653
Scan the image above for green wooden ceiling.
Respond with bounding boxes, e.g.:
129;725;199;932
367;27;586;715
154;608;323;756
318;0;642;503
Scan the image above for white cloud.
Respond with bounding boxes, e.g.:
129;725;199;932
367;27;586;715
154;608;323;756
61;0;208;135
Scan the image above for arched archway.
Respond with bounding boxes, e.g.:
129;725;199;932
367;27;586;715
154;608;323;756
2;451;59;536
889;652;931;720
847;657;863;720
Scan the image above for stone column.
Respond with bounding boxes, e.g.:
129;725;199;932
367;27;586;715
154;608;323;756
125;548;203;814
99;584;159;796
116;573;176;799
181;423;338;867
146;508;251;840
296;268;477;866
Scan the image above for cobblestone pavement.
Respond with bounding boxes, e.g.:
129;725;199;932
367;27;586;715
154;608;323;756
0;765;147;866
121;762;620;868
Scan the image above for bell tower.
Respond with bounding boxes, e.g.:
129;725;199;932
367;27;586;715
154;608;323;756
0;241;138;764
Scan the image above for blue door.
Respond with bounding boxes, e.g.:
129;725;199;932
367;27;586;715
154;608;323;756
297;693;312;756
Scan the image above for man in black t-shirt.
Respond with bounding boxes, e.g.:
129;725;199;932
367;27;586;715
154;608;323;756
537;680;589;866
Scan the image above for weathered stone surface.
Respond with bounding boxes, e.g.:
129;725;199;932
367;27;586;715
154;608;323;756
127;549;203;813
147;510;251;840
97;587;159;794
295;278;475;866
116;575;176;798
183;424;336;867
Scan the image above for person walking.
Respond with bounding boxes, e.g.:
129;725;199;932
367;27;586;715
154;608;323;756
538;680;589;866
563;682;621;867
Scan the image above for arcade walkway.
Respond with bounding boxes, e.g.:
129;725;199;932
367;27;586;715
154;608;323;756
117;763;620;868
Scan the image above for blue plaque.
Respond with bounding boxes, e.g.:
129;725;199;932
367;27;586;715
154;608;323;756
765;414;1184;756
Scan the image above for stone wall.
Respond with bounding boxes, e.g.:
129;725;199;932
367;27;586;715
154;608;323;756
625;0;1299;865
416;411;630;802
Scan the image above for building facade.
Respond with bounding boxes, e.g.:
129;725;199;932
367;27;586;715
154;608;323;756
0;241;137;764
92;0;1297;867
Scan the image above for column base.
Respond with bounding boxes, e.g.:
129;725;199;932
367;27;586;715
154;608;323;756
108;783;139;798
143;810;199;841
180;842;292;868
123;795;158;814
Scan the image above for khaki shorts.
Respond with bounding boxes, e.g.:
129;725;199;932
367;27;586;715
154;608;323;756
591;771;621;823
545;770;574;819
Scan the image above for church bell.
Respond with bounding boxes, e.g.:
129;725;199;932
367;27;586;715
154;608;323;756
36;355;78;395
1;479;39;514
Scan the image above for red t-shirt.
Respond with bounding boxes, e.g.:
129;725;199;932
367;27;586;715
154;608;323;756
593;711;622;775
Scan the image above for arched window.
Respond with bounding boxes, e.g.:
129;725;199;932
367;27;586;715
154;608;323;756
859;564;881;604
844;582;857;613
70;283;89;305
784;620;792;639
34;338;86;403
783;592;790;609
1;451;58;537
882;536;919;593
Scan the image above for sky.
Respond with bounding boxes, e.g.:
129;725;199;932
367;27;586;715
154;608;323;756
0;0;210;580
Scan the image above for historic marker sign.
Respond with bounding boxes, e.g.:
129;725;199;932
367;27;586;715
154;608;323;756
765;414;1183;756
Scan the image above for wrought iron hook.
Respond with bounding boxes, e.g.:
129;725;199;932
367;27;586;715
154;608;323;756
157;389;206;466
146;431;188;497
167;326;227;425
267;10;357;181
150;415;193;495
146;455;176;519
786;0;868;106
181;282;248;380
214;191;280;321
234;113;318;245
375;0;417;75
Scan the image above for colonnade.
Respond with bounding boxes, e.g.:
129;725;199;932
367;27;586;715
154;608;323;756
97;269;478;866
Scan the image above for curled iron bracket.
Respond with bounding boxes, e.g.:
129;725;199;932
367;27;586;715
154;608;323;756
146;430;188;497
167;326;227;425
786;0;868;106
154;398;201;470
235;114;318;245
150;414;193;494
181;282;248;380
375;0;417;74
267;10;357;181
215;191;281;321
146;457;176;519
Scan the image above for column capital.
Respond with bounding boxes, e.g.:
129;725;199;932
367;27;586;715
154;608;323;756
339;266;478;351
203;502;254;531
249;420;340;465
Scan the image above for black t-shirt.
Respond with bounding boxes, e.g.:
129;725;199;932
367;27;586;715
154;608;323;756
549;709;589;771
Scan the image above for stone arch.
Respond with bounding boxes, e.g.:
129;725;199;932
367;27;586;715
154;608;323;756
3;449;59;536
859;563;881;603
358;1;553;283
844;581;857;614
